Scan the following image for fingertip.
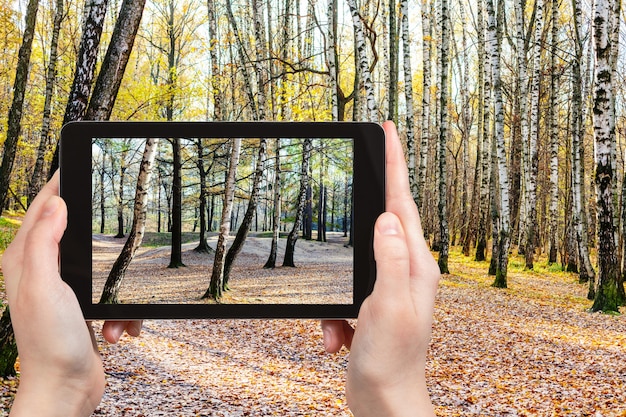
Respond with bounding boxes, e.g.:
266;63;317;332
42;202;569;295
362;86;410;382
102;321;124;344
127;320;143;337
321;320;347;353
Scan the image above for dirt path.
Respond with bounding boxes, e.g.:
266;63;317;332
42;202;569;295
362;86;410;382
92;233;353;305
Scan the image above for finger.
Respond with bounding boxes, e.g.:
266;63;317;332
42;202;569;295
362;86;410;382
321;320;353;353
102;320;143;344
6;195;67;302
2;171;61;279
381;121;430;270
371;212;411;302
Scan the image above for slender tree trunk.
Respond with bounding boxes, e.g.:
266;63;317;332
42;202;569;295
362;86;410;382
387;0;398;123
417;0;432;211
400;0;416;202
489;0;511;288
437;0;450;274
194;139;212;253
346;0;378;122
28;0;63;206
476;0;491;262
168;137;185;268
84;0;146;121
524;0;543;270
0;0;39;210
100;138;159;304
591;0;620;313
223;139;267;288
264;140;281;268
283;139;312;267
547;0;559;264
49;0;109;176
204;139;241;300
572;0;595;284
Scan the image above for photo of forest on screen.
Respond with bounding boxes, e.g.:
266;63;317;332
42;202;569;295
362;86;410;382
91;136;354;305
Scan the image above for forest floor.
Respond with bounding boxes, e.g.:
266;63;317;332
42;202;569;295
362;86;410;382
92;231;353;305
1;237;626;415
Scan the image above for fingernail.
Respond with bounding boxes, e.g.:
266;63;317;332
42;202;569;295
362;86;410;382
41;196;60;218
379;213;400;235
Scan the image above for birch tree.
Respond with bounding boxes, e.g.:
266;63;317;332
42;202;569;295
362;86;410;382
524;0;544;270
264;141;281;268
547;0;559;264
417;0;431;211
84;0;147;121
0;0;39;210
346;0;378;122
204;138;241;300
436;0;450;274
49;0;109;176
475;0;491;262
28;0;64;205
489;0;511;288
590;0;620;313
100;138;159;304
572;0;595;285
283;139;312;267
401;0;416;201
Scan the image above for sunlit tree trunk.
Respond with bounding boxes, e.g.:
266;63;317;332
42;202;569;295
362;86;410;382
489;0;510;288
204;138;241;300
28;0;63;206
224;139;267;288
456;1;471;257
400;0;416;202
0;0;39;210
571;0;595;285
591;0;621;312
84;0;145;121
524;0;544;270
417;0;432;212
283;139;312;267
515;0;530;257
476;0;491;262
100;138;159;304
547;0;559;264
346;0;378;122
49;0;109;176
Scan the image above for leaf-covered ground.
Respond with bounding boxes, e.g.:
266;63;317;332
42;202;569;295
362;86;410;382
2;247;626;416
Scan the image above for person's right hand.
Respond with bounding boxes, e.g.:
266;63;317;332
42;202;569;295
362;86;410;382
322;121;440;417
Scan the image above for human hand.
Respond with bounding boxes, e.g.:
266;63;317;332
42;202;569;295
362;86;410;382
321;121;440;417
2;172;141;416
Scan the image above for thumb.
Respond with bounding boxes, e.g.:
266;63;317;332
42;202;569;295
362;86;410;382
371;212;411;302
20;195;68;289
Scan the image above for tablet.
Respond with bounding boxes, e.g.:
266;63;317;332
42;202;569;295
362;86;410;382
59;121;385;319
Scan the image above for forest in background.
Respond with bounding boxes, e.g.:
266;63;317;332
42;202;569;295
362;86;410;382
0;0;625;375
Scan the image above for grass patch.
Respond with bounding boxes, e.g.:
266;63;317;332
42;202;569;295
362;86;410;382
141;232;201;247
0;217;21;252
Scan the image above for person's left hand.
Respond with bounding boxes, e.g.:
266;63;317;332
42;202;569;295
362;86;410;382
2;172;138;416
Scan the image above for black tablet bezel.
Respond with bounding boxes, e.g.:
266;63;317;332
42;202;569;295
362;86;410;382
59;121;385;319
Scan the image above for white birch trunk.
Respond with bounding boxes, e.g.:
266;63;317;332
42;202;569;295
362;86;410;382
524;0;543;270
417;0;431;212
476;0;492;262
400;0;416;200
205;138;242;300
547;0;559;264
327;0;339;120
591;0;620;312
100;138;159;304
346;0;378;122
488;0;510;287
